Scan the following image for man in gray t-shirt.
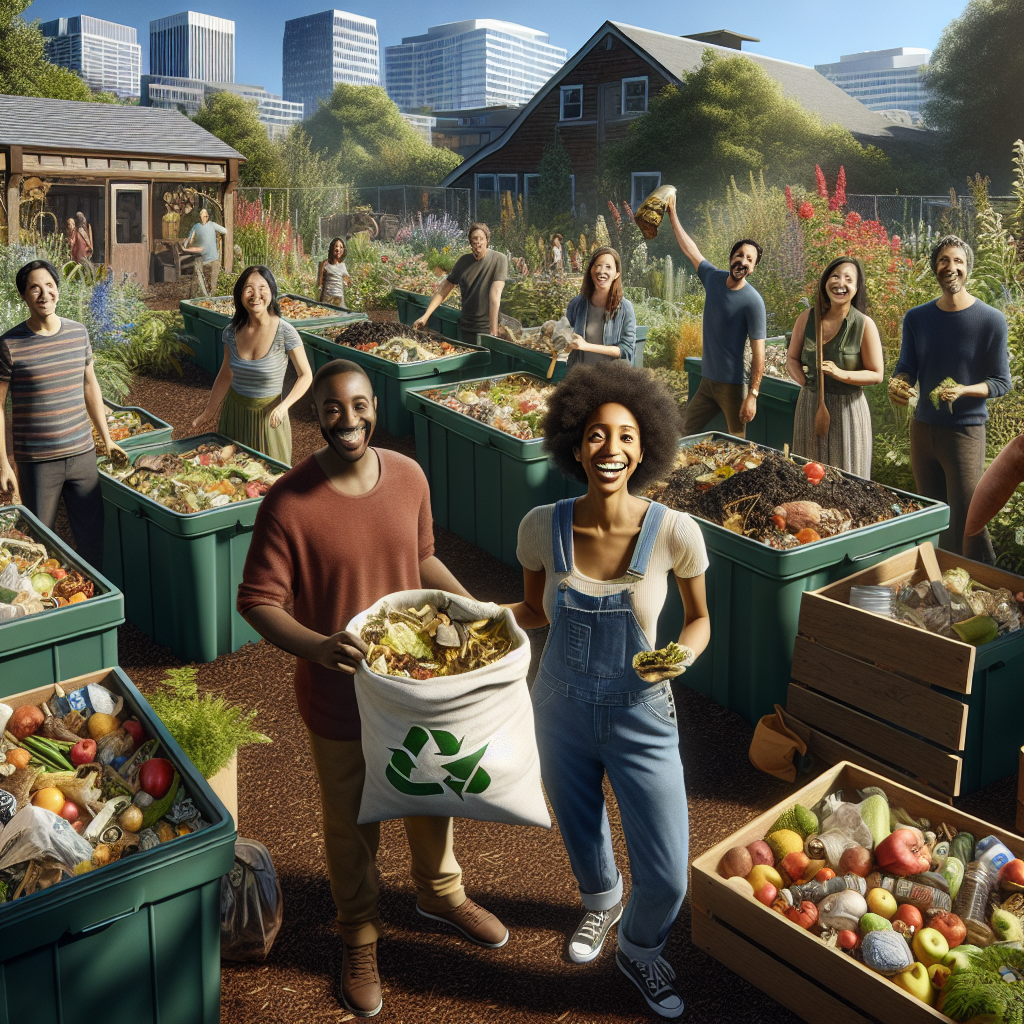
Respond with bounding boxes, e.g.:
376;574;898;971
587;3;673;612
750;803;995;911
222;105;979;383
415;223;507;343
185;208;227;294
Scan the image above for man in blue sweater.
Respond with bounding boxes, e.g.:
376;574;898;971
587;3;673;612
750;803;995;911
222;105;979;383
891;235;1011;561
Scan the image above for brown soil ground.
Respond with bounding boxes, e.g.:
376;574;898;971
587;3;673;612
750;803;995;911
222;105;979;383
12;362;1021;1024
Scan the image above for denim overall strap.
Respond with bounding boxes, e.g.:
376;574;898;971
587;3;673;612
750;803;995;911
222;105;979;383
552;498;666;578
626;501;667;579
551;498;576;574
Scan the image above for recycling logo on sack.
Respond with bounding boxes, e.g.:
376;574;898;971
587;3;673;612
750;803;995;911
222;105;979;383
387;726;492;798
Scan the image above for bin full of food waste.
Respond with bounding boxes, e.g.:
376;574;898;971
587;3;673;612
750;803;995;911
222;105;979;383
97;435;288;663
647;432;948;725
93;402;173;452
302;320;491;437
406;373;586;566
393;287;462;340
0;506;122;687
0;666;235;1024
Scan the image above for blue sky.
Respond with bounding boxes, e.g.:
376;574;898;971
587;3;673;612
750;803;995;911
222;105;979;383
25;0;968;96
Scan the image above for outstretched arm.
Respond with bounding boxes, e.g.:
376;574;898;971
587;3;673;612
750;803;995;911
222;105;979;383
414;280;455;330
666;195;705;271
505;567;548;629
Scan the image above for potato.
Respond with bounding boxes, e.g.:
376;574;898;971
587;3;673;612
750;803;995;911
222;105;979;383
9;705;44;740
87;713;119;739
719;845;754;879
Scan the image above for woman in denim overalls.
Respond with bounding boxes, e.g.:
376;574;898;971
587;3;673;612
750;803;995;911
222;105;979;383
508;362;710;1019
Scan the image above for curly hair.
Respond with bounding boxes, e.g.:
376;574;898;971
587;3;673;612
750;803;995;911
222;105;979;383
542;362;682;491
930;234;974;277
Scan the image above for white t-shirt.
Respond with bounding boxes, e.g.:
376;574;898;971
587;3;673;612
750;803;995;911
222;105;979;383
516;502;709;646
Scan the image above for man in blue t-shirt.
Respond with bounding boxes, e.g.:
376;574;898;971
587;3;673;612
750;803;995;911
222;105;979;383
890;235;1011;561
185;207;227;294
667;196;767;438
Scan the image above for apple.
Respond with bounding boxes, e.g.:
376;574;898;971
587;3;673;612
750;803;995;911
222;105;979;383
928;963;952;992
780;850;810;885
998;858;1024;888
747;864;783;892
59;800;79;823
866;887;898;919
875;828;932;877
837;930;860;950
925;909;967;949
755;883;778;907
913;927;949;967
893;904;924;931
860;913;892;934
943;945;982;973
746;840;774;867
838;845;873;878
70;738;97;766
122;719;144;748
893;962;935;1005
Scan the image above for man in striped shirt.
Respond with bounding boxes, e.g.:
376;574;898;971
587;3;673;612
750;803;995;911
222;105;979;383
0;260;126;570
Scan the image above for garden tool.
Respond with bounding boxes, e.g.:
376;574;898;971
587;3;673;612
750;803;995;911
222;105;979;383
546;331;571;379
813;292;831;438
919;541;951;608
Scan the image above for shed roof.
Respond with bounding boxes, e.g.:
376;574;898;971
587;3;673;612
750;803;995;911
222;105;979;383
0;95;244;161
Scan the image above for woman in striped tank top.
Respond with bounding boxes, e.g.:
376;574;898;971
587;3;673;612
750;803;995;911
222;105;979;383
193;265;313;465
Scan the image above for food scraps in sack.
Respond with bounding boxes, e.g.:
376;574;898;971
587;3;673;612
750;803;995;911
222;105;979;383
633;643;694;683
361;602;514;678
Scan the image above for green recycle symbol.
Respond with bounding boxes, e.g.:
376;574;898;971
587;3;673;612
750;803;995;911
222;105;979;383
386;726;491;799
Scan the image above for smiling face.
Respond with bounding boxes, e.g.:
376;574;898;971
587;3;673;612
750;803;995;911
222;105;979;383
316;371;377;462
241;271;273;316
589;252;620;292
824;261;859;307
330;239;345;261
199;208;210;224
469;229;489;259
21;267;59;319
574;402;643;495
935;244;969;294
730;243;759;282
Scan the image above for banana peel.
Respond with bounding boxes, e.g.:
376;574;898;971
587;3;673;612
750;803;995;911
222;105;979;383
951;614;998;646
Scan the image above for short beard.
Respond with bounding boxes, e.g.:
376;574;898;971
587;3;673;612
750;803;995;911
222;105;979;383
940;272;965;295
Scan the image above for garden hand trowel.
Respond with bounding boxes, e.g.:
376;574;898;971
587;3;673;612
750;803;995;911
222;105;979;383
546;331;572;379
919;541;951;608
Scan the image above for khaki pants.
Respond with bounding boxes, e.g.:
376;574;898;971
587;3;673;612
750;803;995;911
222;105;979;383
307;729;466;947
199;259;220;295
682;377;747;437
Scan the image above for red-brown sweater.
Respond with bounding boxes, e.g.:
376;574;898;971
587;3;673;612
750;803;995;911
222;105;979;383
237;448;434;740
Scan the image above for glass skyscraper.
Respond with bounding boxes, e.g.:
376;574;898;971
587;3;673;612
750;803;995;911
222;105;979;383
41;16;141;98
815;48;931;123
385;20;566;112
282;10;380;119
150;11;234;84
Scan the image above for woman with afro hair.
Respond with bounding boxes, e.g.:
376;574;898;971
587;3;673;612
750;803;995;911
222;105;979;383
506;361;709;1019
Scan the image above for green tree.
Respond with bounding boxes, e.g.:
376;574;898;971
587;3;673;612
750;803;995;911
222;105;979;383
0;0;92;100
605;50;896;215
193;91;286;186
303;84;461;186
532;135;574;224
924;0;1024;190
277;126;347;248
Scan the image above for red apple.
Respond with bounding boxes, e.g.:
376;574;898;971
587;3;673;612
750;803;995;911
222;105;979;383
122;720;144;748
925;910;967;949
998;859;1024;888
70;738;97;766
746;840;774;867
837;930;860;950
781;851;811;885
754;883;778;907
59;800;79;823
838;845;873;878
894;904;924;931
875;828;931;877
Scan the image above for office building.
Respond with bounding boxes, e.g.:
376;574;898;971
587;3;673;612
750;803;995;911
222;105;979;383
815;48;931;123
150;11;234;84
282;10;380;118
385;20;566;112
41;16;141;98
141;77;303;138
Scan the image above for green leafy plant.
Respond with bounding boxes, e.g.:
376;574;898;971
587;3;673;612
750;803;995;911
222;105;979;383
145;667;270;780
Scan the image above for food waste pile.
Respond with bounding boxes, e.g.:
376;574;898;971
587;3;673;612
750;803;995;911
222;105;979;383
0;680;210;902
191;296;345;321
745;342;792;382
649;439;921;547
0;511;97;618
315;321;472;363
93;405;156;445
101;442;284;514
423;374;554;441
717;786;1024;1018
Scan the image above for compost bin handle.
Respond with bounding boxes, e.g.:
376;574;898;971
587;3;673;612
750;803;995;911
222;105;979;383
71;905;139;936
234;520;255;536
844;546;898;564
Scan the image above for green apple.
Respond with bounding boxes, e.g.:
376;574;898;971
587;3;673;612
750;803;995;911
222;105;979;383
913;927;949;967
893;962;935;1005
943;945;982;973
866;887;898;919
928;962;952;993
860;913;893;934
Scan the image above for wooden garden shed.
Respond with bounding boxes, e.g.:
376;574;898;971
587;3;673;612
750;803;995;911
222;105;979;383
0;95;244;285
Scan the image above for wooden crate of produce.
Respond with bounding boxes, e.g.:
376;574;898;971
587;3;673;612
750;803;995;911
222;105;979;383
1018;747;1024;835
788;544;1024;798
691;760;1024;1024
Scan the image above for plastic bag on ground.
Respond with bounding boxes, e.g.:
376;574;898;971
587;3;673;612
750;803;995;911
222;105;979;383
220;837;283;961
0;805;94;873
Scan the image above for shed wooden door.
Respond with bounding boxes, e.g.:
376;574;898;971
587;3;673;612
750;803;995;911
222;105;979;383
110;183;150;284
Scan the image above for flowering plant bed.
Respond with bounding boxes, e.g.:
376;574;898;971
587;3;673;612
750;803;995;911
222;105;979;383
418;373;556;441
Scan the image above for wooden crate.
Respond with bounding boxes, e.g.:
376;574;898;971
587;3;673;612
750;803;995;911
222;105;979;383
691;760;1024;1024
789;544;1024;797
1018;747;1024;836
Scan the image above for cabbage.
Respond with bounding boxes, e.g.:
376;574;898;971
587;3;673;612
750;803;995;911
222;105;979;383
381;622;433;660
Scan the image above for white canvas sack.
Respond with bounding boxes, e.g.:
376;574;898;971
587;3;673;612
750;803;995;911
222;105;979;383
347;589;550;829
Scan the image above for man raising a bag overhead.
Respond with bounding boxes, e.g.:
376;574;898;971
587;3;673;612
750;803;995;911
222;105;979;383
238;359;508;1019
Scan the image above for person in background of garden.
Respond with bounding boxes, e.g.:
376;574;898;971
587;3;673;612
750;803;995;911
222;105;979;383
890;235;1011;561
564;247;636;369
65;217;90;265
184;207;227;294
507;361;710;1020
0;260;126;570
239;358;509;1019
319;236;350;307
786;257;884;477
192;265;312;466
665;194;766;438
413;222;507;345
75;212;94;263
550;233;564;276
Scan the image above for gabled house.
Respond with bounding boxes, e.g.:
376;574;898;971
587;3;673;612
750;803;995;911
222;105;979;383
443;21;923;218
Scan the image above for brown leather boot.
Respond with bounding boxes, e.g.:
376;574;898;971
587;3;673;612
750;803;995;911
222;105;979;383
341;941;382;1017
417;897;509;948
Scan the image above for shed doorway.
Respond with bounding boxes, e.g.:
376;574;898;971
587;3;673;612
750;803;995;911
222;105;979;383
110;182;150;284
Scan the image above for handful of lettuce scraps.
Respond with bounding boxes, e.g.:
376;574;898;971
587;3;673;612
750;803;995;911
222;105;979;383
929;377;961;413
380;621;434;660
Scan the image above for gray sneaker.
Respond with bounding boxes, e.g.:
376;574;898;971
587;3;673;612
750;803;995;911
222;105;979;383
616;950;684;1018
568;902;623;963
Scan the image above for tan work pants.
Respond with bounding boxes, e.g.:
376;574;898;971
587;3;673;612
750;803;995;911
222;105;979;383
682;377;747;437
307;729;466;946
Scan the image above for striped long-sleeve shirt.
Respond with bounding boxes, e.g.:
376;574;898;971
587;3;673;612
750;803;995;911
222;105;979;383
0;318;95;462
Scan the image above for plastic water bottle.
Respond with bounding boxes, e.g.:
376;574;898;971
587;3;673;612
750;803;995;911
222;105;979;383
954;859;998;945
976;835;1015;875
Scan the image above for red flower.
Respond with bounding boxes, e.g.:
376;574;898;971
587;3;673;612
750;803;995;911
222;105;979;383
815;165;828;200
785;186;795;213
891;235;901;253
607;199;622;224
830;166;846;211
622;200;635;221
798;201;815;220
382;255;388;263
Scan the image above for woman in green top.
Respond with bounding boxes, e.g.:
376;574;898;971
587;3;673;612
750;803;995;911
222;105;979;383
786;257;884;478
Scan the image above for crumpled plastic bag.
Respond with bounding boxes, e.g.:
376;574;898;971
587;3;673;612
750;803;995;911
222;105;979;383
220;837;283;961
0;805;94;873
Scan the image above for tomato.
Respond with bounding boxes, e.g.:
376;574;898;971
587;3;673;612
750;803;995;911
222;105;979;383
246;481;261;498
803;462;826;485
785;900;818;929
199;454;211;466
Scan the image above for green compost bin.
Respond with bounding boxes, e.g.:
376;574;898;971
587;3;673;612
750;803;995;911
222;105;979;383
684;346;799;451
654;432;949;727
406;372;586;566
179;294;366;376
393;287;462;340
479;327;649;379
0;664;235;1024
103;401;174;452
0;505;123;687
98;433;290;663
300;327;492;437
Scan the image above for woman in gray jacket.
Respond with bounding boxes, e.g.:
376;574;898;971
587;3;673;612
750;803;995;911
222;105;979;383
564;247;636;369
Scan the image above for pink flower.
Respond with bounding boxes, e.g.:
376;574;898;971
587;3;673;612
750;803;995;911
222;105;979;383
622;200;635;221
815;165;828;200
798;201;815;220
829;166;846;212
845;211;862;228
891;235;901;253
607;200;622;224
785;186;794;214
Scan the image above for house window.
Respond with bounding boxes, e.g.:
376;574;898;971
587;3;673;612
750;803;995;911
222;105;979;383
631;172;661;209
560;85;583;120
524;174;540;199
497;174;518;196
622;77;648;114
476;174;496;194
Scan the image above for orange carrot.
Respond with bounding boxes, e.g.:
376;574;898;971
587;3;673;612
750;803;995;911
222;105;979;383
965;434;1024;537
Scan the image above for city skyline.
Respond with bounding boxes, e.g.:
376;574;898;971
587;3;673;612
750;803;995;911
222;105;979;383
21;0;966;101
